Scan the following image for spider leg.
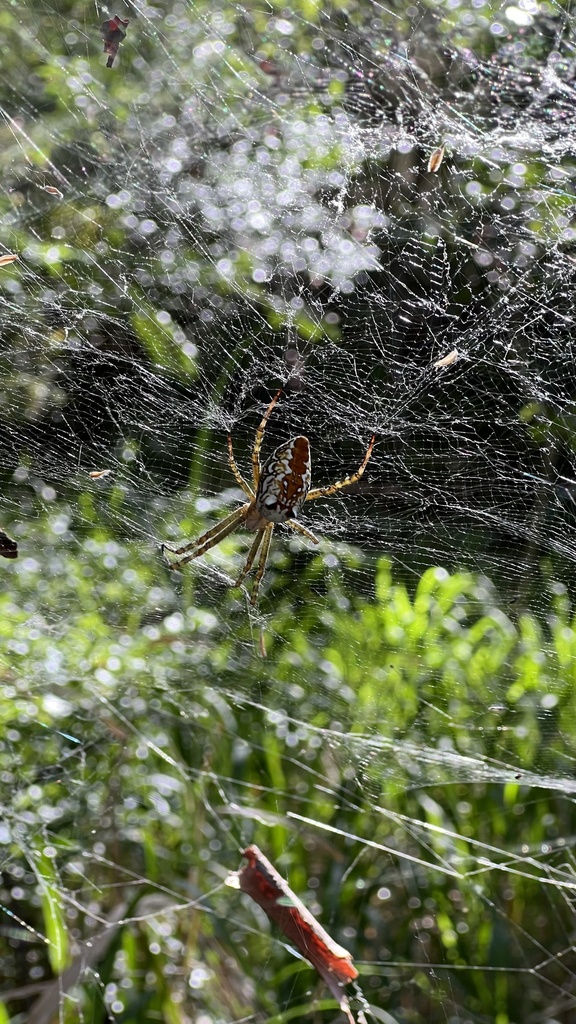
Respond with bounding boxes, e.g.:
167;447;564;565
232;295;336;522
252;389;283;489
234;528;266;588
286;519;320;545
306;433;376;501
161;503;250;568
250;524;274;607
227;436;255;498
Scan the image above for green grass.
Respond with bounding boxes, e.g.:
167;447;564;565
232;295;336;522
1;507;576;1022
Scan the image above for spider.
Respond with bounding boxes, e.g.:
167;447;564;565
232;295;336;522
161;390;376;607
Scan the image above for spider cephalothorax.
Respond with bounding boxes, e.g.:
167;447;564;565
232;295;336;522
162;390;376;607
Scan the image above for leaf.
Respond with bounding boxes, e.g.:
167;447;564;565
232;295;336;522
35;851;70;974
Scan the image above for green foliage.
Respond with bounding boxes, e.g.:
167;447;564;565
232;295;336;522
1;503;576;1021
3;0;576;1021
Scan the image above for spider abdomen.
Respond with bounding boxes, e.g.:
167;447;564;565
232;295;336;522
251;435;312;525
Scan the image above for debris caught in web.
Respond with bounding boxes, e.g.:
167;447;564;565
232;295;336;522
100;15;129;68
0;530;18;559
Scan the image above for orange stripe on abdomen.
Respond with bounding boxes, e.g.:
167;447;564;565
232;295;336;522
283;436;311;506
255;435;312;523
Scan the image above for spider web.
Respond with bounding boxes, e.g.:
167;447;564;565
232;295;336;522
2;0;576;1021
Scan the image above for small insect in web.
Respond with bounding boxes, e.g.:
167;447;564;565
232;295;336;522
40;185;64;198
433;348;459;369
427;144;446;173
161;390;376;608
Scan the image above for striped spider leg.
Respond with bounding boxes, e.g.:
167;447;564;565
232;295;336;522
162;390;376;608
306;432;376;502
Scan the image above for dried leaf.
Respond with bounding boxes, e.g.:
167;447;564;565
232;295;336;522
42;186;64;197
427;144;445;173
88;469;112;479
0;530;18;559
0;254;18;267
101;15;129;68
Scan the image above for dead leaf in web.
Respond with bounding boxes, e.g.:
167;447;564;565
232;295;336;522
433;349;459;368
88;469;112;479
258;60;281;76
100;15;129;68
427;145;446;173
0;254;18;267
41;186;64;198
0;530;18;559
234;845;358;1022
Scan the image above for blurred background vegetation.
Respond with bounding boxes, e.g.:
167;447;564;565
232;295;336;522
2;0;576;1022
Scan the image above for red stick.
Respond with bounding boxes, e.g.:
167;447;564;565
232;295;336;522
238;845;358;998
